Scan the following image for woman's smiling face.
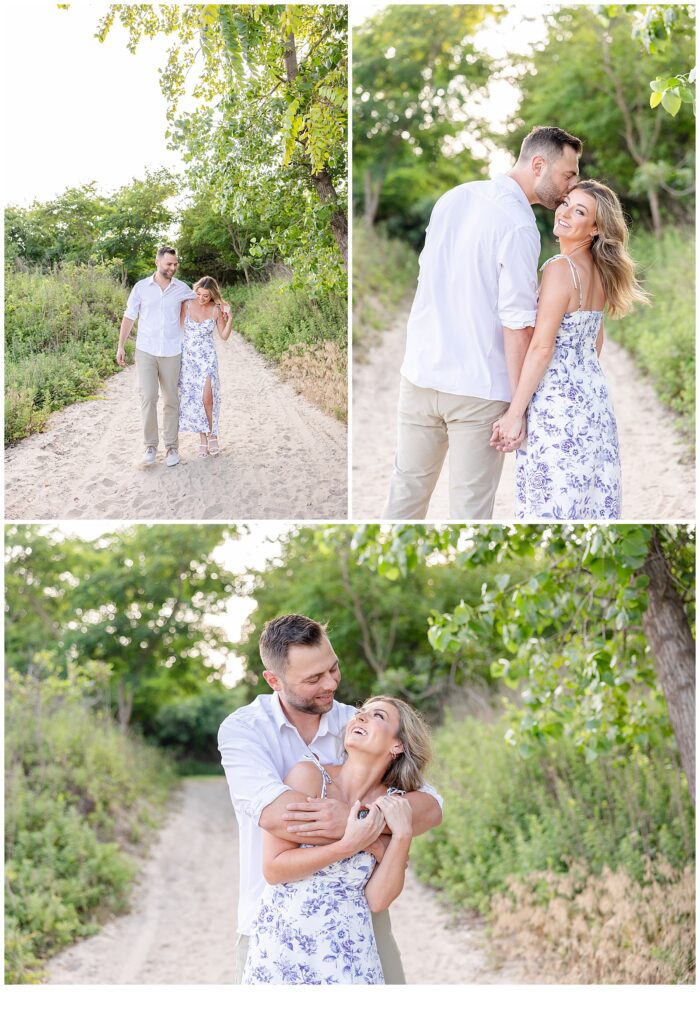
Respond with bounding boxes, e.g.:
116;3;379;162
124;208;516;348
553;188;598;244
195;288;212;304
345;699;402;755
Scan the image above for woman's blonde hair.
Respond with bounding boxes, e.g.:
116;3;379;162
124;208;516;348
349;696;432;792
575;180;650;318
193;276;225;307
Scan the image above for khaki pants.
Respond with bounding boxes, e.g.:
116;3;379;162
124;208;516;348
233;908;406;984
383;376;508;520
135;349;181;451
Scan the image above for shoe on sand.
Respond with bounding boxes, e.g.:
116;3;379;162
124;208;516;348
143;446;157;466
165;447;180;467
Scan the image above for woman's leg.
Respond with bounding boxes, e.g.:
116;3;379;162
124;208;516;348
202;376;213;433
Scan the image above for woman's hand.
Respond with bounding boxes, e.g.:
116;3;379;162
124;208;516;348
340;800;386;854
491;409;525;448
374;794;413;840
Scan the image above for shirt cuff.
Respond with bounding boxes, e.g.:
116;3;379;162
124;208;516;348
500;314;537;329
250;783;292;825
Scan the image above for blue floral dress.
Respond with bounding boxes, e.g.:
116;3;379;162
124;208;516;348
515;255;621;519
242;761;384;985
178;302;221;435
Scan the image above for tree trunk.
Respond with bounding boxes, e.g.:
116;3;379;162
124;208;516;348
647;187;662;237
363;169;382;227
310;170;348;266
642;529;695;805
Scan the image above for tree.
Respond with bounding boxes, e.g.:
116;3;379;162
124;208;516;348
353;4;500;227
351;524;695;805
92;5;348;287
5;525;240;732
508;6;695;233
96;169;179;284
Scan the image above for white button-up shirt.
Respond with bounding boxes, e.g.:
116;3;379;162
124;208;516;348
218;692;443;934
401;174;541;401
124;275;195;357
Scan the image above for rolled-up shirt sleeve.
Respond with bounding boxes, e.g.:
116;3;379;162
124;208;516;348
218;716;289;825
497;226;539;329
124;281;142;321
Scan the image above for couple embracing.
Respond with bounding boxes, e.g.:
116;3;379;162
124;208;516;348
218;614;443;985
384;125;649;521
117;246;233;466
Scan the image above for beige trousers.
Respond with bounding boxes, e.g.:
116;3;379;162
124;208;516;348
233;908;406;984
383;376;508;520
135;349;181;450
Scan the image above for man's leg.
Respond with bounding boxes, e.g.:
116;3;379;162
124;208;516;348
383;376;448;520
135;349;160;449
158;354;182;451
371;909;406;984
442;394;509;519
233;932;249;984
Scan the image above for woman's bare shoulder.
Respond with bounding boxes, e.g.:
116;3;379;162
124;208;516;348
284;760;325;796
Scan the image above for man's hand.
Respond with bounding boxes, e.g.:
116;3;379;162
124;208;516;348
490;414;526;452
282;796;350;839
116;343;127;367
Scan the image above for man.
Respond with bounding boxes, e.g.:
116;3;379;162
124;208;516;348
383;125;583;520
218;614;443;984
116;246;195;467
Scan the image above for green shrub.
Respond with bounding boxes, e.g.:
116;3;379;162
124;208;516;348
610;228;695;434
412;714;694;915
5;695;176;983
4;264;129;446
352;219;418;354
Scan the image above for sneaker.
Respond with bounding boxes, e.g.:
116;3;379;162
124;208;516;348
143;446;157;466
165;447;180;467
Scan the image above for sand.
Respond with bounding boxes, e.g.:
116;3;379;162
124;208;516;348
45;776;529;985
5;332;348;520
352;306;695;521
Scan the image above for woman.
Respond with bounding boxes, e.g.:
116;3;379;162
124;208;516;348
242;696;431;985
492;180;649;520
178;276;232;457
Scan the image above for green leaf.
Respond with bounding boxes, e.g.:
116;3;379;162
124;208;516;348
661;90;682;116
650;91;663;109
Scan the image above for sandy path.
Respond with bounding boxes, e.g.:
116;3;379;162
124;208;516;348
45;777;527;985
352;305;695;521
5;333;347;520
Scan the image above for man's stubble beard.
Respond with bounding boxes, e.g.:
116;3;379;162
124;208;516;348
534;175;566;210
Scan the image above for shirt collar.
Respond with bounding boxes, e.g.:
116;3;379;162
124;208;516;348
270;690;337;740
493;173;536;219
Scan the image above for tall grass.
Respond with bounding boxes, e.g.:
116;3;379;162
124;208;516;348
225;278;347;421
611;228;695;433
5;686;176;983
412;713;694;983
5;264;129;446
352;219;418;356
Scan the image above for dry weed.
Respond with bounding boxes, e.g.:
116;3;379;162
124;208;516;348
279;341;347;422
490;858;695;984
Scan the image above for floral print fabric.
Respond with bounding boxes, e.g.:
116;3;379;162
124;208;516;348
178;304;220;434
515;263;621;520
241;849;384;985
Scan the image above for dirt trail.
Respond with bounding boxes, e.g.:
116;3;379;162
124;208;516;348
352;305;695;520
5;332;347;520
45;777;527;985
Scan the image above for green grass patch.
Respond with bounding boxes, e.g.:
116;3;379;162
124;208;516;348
5;697;177;983
352;219;418;356
609;228;695;434
412;713;694;916
4;264;130;446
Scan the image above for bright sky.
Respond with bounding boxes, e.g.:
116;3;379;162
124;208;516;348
2;2;184;206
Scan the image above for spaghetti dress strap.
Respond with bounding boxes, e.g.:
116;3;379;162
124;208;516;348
540;254;583;311
303;753;333;798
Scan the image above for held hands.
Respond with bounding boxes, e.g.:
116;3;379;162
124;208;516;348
490;410;527;452
374;794;413;840
341;801;386;854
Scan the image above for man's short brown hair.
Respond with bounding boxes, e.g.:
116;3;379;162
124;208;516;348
156;245;177;258
259;614;328;675
518;125;583;163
